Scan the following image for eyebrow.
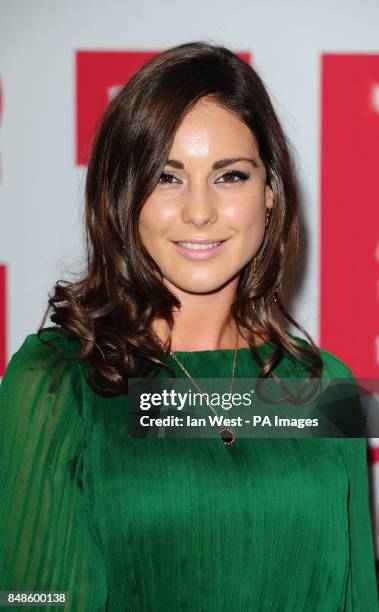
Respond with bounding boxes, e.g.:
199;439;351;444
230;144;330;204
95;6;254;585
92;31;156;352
165;157;259;170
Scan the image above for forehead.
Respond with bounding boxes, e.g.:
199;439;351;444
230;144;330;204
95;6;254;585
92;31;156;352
169;98;259;157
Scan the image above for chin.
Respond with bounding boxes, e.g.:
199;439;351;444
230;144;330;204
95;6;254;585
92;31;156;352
164;274;238;296
183;285;224;295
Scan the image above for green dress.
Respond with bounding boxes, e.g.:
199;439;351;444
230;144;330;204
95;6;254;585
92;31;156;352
0;327;377;611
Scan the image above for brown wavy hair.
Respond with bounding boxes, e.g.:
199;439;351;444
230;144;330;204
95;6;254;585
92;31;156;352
37;40;322;397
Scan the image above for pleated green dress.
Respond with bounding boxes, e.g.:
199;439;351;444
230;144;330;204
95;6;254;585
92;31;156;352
0;327;378;611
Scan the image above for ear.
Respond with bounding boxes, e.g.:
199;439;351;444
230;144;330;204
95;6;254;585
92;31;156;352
265;184;274;209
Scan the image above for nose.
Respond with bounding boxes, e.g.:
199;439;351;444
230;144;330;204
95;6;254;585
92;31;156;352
181;183;217;227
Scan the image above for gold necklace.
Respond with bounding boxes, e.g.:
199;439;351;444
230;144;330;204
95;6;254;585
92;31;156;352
169;329;239;447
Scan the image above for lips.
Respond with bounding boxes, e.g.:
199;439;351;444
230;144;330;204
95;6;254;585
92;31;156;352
176;240;223;250
172;239;228;260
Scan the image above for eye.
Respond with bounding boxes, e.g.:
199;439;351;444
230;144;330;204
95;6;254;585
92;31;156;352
158;172;180;185
216;170;250;184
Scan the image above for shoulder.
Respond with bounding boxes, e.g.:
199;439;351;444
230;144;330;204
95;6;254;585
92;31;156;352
0;329;86;477
288;334;355;379
1;327;82;397
7;327;80;367
317;345;355;379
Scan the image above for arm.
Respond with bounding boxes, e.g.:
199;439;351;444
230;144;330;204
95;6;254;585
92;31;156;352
339;436;378;610
319;349;379;609
0;333;108;611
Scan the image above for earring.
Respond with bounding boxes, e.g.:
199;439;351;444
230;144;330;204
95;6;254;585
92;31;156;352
265;208;271;228
252;257;257;313
269;290;278;308
252;255;257;275
120;243;126;302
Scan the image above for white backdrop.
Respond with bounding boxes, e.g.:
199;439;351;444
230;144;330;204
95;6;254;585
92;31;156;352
1;0;378;350
1;0;379;570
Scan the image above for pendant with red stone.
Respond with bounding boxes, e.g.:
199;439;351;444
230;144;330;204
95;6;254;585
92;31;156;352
220;428;236;447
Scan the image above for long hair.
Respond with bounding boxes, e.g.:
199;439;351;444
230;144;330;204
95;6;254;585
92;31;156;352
38;40;322;396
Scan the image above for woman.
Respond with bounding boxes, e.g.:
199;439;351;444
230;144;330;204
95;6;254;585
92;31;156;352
0;41;377;611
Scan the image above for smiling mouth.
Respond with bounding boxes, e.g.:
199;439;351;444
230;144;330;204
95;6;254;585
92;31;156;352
173;239;227;251
176;241;222;251
172;239;229;260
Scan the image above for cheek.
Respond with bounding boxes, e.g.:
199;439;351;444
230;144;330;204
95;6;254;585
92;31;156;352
139;200;176;237
223;186;266;218
227;199;265;230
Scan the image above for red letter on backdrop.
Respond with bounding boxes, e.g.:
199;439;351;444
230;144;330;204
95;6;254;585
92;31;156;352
321;54;379;377
75;50;251;167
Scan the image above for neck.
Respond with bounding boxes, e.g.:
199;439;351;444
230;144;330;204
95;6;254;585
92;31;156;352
152;277;251;352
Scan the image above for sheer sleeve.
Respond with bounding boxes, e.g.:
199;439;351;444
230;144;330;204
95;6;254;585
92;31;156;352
0;332;108;611
340;435;379;610
320;349;378;609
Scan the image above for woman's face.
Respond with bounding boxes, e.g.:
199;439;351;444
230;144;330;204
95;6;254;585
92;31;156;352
139;97;273;295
